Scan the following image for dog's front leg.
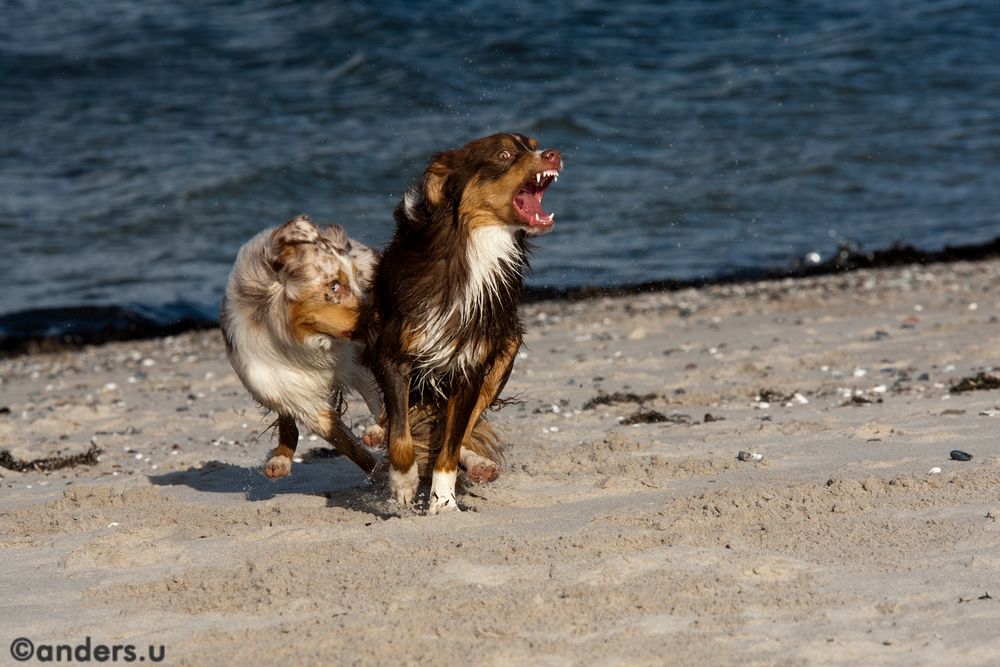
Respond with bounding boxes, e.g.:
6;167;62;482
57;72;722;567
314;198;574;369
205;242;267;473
430;384;482;514
356;373;386;449
431;339;519;511
383;363;418;504
264;415;298;479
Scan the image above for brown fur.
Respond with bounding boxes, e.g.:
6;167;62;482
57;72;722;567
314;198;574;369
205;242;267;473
222;215;503;481
364;133;561;507
288;289;359;342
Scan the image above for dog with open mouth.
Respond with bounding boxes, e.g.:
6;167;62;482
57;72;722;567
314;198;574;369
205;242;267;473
364;133;561;513
221;215;502;482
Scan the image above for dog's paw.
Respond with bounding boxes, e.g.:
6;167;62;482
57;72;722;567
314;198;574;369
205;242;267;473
264;454;292;479
428;469;460;515
428;493;460;515
464;460;500;485
460;448;500;485
362;424;386;449
389;465;418;505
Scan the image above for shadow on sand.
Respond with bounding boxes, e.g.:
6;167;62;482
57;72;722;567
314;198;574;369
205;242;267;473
147;451;401;516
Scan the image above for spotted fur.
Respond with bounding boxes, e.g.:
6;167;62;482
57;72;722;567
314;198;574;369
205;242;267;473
221;214;503;479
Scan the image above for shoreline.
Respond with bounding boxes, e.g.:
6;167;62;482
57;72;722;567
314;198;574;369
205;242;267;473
2;256;1000;664
4;234;1000;356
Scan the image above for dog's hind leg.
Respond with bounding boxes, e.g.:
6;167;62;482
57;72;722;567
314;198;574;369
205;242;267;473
460;445;500;484
264;415;298;479
459;340;518;485
337;365;385;449
382;364;418;504
356;374;386;449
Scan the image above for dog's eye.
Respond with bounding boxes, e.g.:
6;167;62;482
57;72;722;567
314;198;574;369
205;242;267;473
331;282;342;292
497;150;512;161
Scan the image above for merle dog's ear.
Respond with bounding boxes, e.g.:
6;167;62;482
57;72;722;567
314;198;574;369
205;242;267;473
269;215;318;273
422;156;452;207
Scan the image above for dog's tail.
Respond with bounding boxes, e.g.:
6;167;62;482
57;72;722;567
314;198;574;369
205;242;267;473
409;404;504;480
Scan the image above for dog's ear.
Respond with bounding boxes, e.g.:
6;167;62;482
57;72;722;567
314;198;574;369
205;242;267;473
348;242;379;289
422;156;452;207
318;223;350;253
269;215;318;273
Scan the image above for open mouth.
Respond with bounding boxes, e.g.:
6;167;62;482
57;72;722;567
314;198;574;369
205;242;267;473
513;169;558;228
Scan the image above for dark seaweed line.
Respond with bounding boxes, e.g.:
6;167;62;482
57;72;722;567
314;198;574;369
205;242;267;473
3;235;1000;357
523;236;1000;303
0;443;101;472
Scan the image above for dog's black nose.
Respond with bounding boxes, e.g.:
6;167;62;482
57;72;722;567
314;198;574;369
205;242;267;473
541;149;562;168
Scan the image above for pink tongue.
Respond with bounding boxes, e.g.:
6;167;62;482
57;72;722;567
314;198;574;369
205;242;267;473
515;193;547;223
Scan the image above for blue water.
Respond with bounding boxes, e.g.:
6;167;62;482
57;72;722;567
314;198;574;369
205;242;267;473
2;0;999;323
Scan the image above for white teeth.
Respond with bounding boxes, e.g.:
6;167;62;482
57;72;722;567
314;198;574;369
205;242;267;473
531;170;560;186
534;213;540;221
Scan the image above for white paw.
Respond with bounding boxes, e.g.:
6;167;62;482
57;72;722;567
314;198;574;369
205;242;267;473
428;469;460;515
389;465;419;504
263;454;292;479
362;424;386;449
428;494;460;515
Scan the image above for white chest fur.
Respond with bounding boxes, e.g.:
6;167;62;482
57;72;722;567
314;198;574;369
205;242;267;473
409;226;520;392
465;226;520;312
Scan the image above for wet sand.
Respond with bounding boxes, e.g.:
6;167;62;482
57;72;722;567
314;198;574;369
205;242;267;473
2;259;1000;666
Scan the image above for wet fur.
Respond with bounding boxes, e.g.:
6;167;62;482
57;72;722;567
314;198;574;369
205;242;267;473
221;215;501;479
364;133;561;509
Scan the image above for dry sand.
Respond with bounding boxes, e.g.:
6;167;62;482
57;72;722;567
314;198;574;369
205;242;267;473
2;259;1000;666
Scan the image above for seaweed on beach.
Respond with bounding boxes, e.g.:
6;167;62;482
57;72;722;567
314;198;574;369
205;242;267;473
0;443;101;472
841;395;883;407
583;392;659;410
757;388;794;403
950;372;1000;393
621;410;694;426
524;236;1000;303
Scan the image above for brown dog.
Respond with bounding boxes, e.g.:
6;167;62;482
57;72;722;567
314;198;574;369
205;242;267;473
364;133;561;512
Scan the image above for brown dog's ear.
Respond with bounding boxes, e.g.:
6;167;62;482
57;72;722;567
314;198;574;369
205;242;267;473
422;158;451;207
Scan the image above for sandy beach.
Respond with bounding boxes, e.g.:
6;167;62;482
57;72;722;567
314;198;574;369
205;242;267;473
2;258;1000;666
